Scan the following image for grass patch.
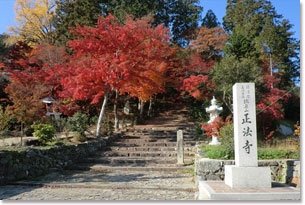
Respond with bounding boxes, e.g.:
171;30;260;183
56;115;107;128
258;148;300;160
179;169;195;176
201;144;300;160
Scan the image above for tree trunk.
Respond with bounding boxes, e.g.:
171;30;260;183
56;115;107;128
139;100;145;122
270;53;273;89
114;90;119;132
147;99;152;117
20;122;24;147
138;100;141;111
96;90;109;137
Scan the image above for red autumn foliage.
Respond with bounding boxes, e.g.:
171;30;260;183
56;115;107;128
256;73;291;141
181;74;214;100
4;41;33;71
176;53;214;100
58;14;174;104
4;43;69;122
201;115;232;138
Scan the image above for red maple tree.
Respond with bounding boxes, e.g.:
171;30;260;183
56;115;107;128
58;14;175;136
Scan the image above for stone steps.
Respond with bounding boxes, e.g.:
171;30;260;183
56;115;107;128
69;163;194;172
109;146;194;152
96;151;195;158
113;138;196;143
112;141;196;147
123;132;195;137
81;157;193;165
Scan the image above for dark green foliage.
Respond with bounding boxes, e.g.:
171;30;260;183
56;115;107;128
212;56;262;112
220;123;234;149
0;34;10;60
222;0;300;87
32;124;56;145
202;145;234;160
53;0;202;46
53;0;102;45
89;115;99;126
101;115;114;136
202;9;220;28
48;117;71;132
67;112;89;136
223;25;259;59
258;149;300;160
73;133;87;142
202;144;299;160
100;0;202;46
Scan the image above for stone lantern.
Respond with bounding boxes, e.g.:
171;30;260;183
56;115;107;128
206;96;223;145
42;96;61;119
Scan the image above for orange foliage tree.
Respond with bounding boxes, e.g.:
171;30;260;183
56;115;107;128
189;26;228;60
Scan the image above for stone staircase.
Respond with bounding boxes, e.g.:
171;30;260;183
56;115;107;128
69;105;200;173
72;126;198;172
5;105;201;200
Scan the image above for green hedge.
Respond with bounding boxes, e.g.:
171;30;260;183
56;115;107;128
202;145;300;160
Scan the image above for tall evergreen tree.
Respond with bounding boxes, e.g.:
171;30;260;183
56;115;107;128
202;9;220;28
53;0;102;45
222;0;299;88
99;0;203;46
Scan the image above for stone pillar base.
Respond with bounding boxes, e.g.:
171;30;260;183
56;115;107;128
209;136;221;145
225;165;271;188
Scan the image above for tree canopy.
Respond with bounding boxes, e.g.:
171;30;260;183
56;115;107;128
5;0;56;46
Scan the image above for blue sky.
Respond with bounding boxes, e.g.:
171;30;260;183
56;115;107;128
0;0;301;42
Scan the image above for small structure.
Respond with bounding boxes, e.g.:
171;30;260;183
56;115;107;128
206;96;223;145
42;96;61;119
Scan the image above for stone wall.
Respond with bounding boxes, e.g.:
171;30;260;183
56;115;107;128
0;134;120;185
194;144;300;187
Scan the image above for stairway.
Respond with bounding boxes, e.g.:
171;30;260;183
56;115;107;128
72;127;198;172
7;106;201;200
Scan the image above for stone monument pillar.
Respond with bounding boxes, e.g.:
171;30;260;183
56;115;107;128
177;130;184;165
225;83;271;188
206;96;223;145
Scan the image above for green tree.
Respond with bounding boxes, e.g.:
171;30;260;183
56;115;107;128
212;56;261;113
53;0;102;45
202;9;220;28
99;0;202;46
0;34;10;60
222;0;299;88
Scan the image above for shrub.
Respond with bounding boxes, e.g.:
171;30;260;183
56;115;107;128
258;149;300;160
49;117;71;132
202;145;233;160
32;123;56;145
0;105;9;132
68;112;89;136
101;115;114;136
202;145;299;160
219;123;234;156
73;133;87;142
89;115;99;126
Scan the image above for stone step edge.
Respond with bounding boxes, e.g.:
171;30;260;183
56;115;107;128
98;150;195;154
68;165;194;172
8;182;196;192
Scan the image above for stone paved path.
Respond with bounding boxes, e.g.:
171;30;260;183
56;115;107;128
0;170;195;200
1;104;199;200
